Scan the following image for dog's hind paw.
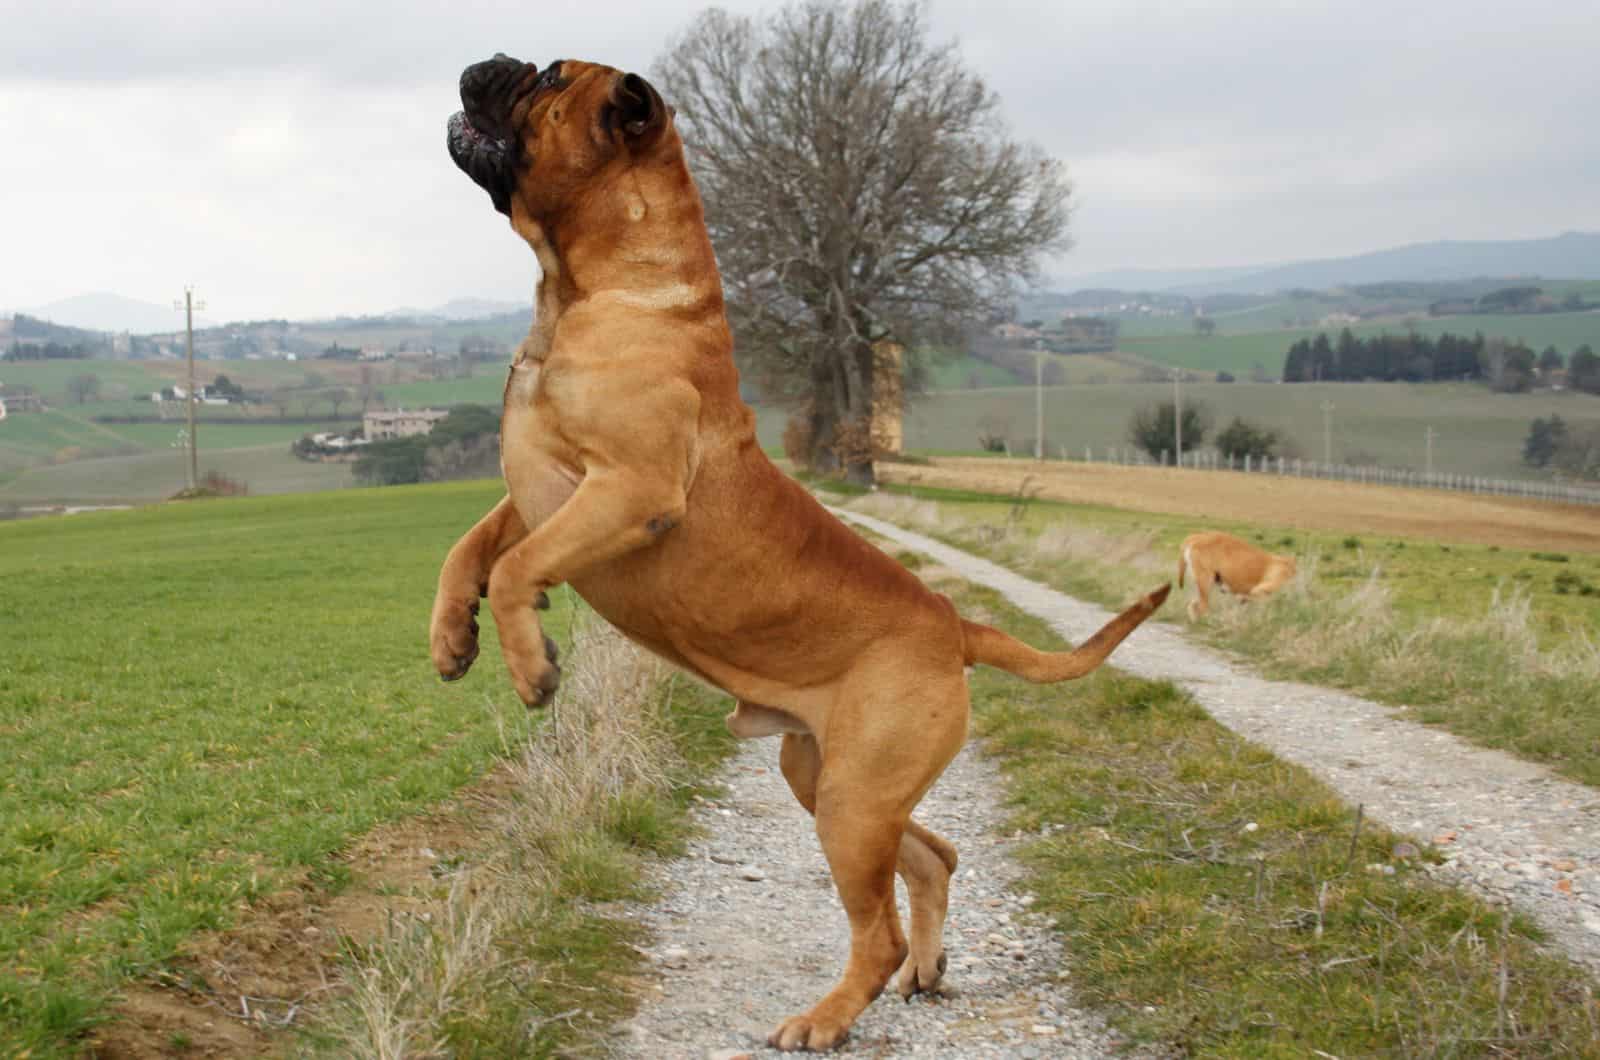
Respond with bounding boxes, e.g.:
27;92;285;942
767;1011;850;1052
895;948;948;1000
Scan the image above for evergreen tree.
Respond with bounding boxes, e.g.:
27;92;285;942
1569;345;1600;394
1538;345;1565;381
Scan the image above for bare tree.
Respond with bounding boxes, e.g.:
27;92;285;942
327;387;351;419
653;0;1069;483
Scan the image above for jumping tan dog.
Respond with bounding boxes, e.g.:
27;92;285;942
431;53;1170;1052
1177;531;1298;620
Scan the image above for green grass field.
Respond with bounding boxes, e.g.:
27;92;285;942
0;480;567;1055
0;442;355;504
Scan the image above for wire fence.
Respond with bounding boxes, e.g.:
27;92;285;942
1029;444;1600;508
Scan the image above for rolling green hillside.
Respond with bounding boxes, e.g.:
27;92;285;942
755;381;1600;481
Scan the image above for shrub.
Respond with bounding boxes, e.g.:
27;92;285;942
1127;400;1210;461
1215;417;1280;461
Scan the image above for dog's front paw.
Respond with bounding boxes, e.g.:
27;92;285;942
506;634;562;708
429;594;481;681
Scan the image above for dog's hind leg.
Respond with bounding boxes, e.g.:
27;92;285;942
894;820;957;999
1186;557;1214;620
769;683;965;1051
778;733;955;1002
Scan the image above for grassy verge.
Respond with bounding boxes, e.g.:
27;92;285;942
834;484;1600;788
935;570;1600;1056
316;616;736;1058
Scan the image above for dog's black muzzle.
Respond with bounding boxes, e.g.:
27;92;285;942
447;53;537;214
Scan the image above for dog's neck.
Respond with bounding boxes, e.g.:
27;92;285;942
510;146;725;366
511;230;566;365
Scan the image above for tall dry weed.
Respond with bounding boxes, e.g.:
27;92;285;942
848;492;943;531
322;614;680;1058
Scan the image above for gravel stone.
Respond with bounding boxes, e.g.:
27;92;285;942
617;738;1150;1057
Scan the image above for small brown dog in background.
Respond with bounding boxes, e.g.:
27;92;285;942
1177;531;1298;619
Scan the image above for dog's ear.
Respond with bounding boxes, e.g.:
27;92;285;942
609;72;668;138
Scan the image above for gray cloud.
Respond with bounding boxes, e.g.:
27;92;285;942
3;0;1597;320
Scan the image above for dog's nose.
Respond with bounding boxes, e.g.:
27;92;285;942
459;54;536;115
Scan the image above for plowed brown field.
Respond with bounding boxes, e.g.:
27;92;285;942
878;457;1600;554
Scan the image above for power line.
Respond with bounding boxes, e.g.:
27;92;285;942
1320;400;1335;465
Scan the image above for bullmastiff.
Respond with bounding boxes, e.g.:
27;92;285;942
431;53;1170;1051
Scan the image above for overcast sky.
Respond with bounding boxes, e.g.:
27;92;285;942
3;0;1597;322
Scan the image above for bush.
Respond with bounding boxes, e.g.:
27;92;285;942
1214;417;1279;461
1127;400;1209;461
354;436;429;485
1523;415;1568;468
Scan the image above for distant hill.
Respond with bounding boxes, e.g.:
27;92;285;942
20;292;203;335
1057;231;1600;298
15;293;526;335
1048;264;1269;293
382;298;528;321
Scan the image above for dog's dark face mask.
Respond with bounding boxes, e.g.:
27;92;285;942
447;54;565;215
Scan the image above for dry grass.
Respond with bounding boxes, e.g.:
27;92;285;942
880;457;1600;554
318;616;717;1058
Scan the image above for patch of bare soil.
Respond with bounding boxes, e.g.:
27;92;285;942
87;771;517;1059
882;457;1600;553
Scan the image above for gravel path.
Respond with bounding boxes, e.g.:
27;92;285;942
835;508;1600;974
615;508;1600;1057
617;739;1146;1058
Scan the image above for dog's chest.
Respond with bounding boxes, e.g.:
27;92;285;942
503;356;542;408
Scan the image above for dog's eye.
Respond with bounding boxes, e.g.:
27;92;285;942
534;61;566;95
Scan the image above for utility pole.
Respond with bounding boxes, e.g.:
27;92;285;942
1034;345;1044;460
174;287;205;490
1173;367;1183;466
1320;400;1335;465
1425;425;1437;476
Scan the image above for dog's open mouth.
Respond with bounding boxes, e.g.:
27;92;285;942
447;109;516;215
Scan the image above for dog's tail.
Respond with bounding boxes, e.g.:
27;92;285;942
960;584;1170;683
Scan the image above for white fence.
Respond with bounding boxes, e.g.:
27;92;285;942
1044;445;1600;508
